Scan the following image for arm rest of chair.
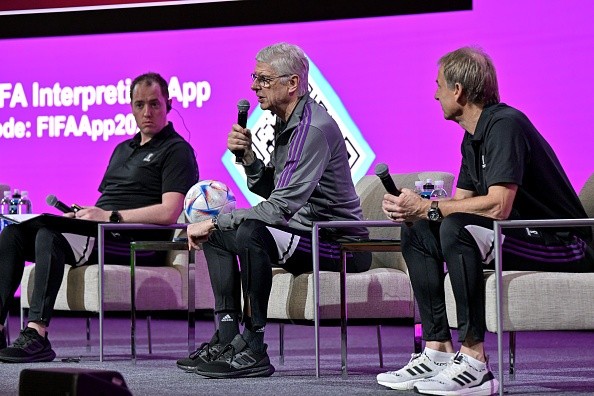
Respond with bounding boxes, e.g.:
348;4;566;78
310;220;403;316
96;222;189;262
95;222;190;306
492;218;594;391
311;219;403;272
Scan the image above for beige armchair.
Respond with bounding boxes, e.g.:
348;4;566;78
20;218;215;361
444;172;594;394
267;171;455;376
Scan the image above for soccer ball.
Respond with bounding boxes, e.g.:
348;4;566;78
184;180;236;223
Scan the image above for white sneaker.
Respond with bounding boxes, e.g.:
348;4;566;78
414;352;499;396
377;350;449;390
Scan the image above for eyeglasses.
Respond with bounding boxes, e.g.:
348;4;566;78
250;73;290;88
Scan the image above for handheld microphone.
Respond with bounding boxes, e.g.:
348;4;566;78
374;163;401;196
234;99;250;164
46;194;74;213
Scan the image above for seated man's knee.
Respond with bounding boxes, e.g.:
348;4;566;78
0;224;27;249
401;219;431;248
34;228;62;251
0;224;20;242
439;213;470;251
235;219;269;250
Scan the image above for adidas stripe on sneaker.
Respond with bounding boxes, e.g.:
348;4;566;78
413;352;499;396
377;349;450;390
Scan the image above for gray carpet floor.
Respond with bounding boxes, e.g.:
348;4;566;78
1;314;593;395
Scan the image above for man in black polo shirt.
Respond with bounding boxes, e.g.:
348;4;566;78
377;47;593;395
0;72;198;363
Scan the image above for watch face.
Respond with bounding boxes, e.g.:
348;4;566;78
110;211;120;223
428;209;441;221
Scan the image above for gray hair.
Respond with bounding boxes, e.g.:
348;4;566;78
256;42;309;96
438;46;500;106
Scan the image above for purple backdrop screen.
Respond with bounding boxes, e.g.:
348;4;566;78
1;0;593;213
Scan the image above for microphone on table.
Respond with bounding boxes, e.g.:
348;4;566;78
234;99;250;164
374;163;401;196
46;194;74;213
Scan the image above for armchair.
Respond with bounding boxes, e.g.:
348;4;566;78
444;171;594;395
20;217;215;361
267;171;455;376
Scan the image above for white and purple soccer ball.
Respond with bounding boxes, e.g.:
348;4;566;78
184;180;236;223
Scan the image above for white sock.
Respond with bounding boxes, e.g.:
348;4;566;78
460;352;487;368
424;347;455;363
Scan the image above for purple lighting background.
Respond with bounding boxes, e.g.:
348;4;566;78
0;0;592;212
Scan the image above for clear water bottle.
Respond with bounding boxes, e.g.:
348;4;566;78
9;189;21;214
430;180;448;200
414;180;424;195
18;190;32;214
420;179;434;199
1;191;11;230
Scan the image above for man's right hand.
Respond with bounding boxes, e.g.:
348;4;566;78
227;124;255;165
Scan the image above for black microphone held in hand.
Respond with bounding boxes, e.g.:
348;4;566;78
46;194;74;213
234;99;250;164
374;163;401;196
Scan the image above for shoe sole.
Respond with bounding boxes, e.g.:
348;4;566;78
377;378;420;390
414;378;499;396
177;363;200;373
195;365;275;379
0;350;56;363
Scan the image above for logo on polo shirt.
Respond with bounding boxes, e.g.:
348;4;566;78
143;153;155;162
222;59;375;205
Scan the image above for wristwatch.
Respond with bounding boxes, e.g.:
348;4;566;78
109;210;122;223
427;201;443;222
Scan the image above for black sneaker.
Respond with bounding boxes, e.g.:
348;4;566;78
0;328;6;350
194;334;275;379
0;327;56;363
176;331;222;372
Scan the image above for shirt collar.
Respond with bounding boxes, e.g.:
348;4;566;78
129;122;175;148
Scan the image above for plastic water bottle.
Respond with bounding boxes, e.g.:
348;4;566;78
420;179;434;199
9;189;21;214
414;180;424;195
0;191;11;230
430;180;448;200
18;190;32;214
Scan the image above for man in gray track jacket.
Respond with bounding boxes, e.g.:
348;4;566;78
177;42;371;379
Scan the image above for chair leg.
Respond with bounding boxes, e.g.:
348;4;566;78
509;331;516;379
340;250;348;378
279;323;285;366
414;323;423;353
86;317;91;352
187;255;196;354
376;325;384;368
147;315;152;354
4;314;10;344
20;307;26;331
